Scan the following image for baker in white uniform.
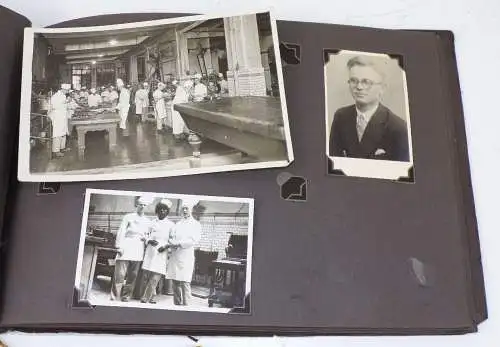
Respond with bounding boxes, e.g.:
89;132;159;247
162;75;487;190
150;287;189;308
140;199;175;304
87;88;102;108
110;195;153;302
66;91;79;137
193;73;207;102
115;78;131;133
135;82;149;121
166;199;202;306
48;83;70;157
153;82;168;132
170;80;192;140
108;86;119;106
101;86;110;102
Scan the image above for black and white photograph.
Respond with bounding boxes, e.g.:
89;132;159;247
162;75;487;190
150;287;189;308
18;11;293;182
324;49;414;181
74;189;254;314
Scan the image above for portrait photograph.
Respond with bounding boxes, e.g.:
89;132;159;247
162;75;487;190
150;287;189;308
74;188;254;314
324;49;414;181
18;10;293;182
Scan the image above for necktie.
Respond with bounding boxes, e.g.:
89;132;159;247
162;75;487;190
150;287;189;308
357;113;367;141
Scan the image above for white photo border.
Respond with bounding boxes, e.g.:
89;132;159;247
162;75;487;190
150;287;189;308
18;9;294;182
74;188;255;314
324;49;415;182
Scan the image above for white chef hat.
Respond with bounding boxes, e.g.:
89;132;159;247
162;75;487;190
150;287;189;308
116;78;124;87
143;82;149;87
137;195;154;205
90;88;96;93
218;72;223;77
172;80;178;85
61;83;71;90
181;198;199;209
194;73;202;79
157;82;166;89
158;198;173;209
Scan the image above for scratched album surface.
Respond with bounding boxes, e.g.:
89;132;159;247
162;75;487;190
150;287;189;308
0;8;487;335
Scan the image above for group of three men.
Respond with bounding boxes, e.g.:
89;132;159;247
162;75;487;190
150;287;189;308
111;196;202;306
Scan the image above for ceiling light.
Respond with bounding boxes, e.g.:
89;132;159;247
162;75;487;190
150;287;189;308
98;54;104;58
109;39;117;45
91;60;96;65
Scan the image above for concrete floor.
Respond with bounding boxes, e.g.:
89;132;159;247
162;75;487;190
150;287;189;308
88;276;231;313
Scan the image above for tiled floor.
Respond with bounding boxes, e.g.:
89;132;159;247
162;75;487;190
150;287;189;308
30;114;233;173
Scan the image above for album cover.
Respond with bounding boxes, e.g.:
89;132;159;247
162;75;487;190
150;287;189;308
0;7;487;336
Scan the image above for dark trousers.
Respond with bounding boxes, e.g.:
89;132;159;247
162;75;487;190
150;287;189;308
172;280;191;305
141;270;162;303
110;260;141;301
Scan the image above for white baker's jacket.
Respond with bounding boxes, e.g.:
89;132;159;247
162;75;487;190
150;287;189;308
87;94;102;108
142;217;175;275
170;86;189;135
117;89;130;116
114;212;152;262
193;83;207;102
153;89;167;120
48;91;68;138
101;90;110;102
109;90;119;104
134;88;149;115
165;217;202;282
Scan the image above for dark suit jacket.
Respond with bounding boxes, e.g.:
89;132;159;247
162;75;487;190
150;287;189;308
329;104;410;162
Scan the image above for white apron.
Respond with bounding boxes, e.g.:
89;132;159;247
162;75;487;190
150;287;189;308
48;91;68;138
117;88;130;129
109;90;119;105
142;217;175;275
88;94;101;108
165;217;201;282
135;89;149;115
153;89;167;120
115;212;152;262
101;90;110;102
171;86;189;135
193;83;207;102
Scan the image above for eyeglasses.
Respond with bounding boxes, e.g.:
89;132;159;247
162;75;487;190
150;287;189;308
347;78;381;89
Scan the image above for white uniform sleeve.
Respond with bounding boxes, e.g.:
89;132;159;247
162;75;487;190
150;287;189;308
119;90;130;108
178;221;201;249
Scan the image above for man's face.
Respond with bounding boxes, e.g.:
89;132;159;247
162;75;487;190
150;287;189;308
348;65;384;106
181;206;191;218
157;207;169;220
136;203;147;213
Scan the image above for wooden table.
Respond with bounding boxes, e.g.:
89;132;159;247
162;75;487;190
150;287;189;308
78;236;104;301
70;112;120;159
174;96;287;161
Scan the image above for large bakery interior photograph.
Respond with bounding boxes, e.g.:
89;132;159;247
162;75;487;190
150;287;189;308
28;12;289;176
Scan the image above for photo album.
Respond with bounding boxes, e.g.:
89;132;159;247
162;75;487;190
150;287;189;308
0;5;488;336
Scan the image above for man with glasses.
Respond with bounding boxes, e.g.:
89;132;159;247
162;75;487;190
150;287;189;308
328;56;409;162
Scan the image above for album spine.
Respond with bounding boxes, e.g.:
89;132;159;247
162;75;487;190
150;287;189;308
435;30;488;326
0;5;31;325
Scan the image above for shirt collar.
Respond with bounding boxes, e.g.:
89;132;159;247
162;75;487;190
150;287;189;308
356;103;379;123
